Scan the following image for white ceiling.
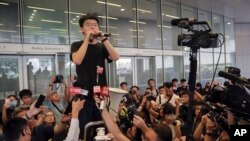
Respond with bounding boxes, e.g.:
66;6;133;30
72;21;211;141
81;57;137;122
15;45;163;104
175;0;250;23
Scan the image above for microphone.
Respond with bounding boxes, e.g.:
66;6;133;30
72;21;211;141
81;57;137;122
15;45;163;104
89;32;111;42
218;71;249;84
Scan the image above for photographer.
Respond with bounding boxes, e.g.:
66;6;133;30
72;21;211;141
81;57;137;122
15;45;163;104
47;75;70;124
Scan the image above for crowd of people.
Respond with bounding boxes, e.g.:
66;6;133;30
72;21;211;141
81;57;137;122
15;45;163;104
0;12;243;141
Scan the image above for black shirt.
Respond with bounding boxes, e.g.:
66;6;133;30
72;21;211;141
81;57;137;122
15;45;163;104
31;124;54;141
70;41;112;97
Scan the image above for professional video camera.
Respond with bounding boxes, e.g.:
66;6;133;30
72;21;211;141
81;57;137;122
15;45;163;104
119;94;138;132
171;18;219;49
207;67;250;118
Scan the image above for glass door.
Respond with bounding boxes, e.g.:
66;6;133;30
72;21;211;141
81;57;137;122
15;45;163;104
0;56;22;99
23;56;56;96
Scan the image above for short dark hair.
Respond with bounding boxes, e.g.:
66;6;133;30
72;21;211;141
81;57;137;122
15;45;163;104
158;86;164;90
7;94;17;100
120;82;128;87
172;78;178;83
151;124;172;141
181;79;186;83
148;78;155;85
163;82;173;88
3;117;28;141
19;89;32;99
79;13;99;27
162;103;175;115
130;85;140;91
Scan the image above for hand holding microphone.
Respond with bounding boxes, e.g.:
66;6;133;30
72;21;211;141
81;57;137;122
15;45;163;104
89;31;111;42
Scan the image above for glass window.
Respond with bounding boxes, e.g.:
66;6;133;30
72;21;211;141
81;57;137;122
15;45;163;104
138;0;161;49
69;0;106;44
22;0;68;44
136;57;155;91
109;57;133;88
0;0;20;43
57;54;73;83
226;53;236;67
164;55;183;82
214;52;225;84
0;57;19;99
156;56;163;87
198;10;213;52
24;56;55;96
107;0;137;48
200;52;213;86
162;0;181;50
212;14;224;53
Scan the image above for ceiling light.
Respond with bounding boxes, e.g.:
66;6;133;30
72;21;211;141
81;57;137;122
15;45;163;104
98;16;118;20
73;18;76;21
33;10;37;12
131;35;144;38
165;14;179;19
96;1;121;7
132;8;152;14
30;16;33;18
129;29;144;32
32;13;35;16
76;15;79;18
0;30;17;33
227;22;231;25
0;2;9;5
41;19;62;23
0;23;3;26
129;20;146;24
51;28;67;32
16;25;41;29
120;8;125;11
111;33;120;36
29;19;33;21
27;6;55;12
64;11;85;15
157;25;172;28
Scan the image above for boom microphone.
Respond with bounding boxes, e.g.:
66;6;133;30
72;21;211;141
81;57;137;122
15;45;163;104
218;71;249;84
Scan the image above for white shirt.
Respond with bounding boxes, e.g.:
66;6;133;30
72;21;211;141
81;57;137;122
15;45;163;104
156;94;180;107
64;118;80;141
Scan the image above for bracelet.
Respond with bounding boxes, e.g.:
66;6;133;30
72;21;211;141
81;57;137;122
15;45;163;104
101;38;108;43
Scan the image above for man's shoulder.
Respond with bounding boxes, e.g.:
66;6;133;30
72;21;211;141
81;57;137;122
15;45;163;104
71;40;83;48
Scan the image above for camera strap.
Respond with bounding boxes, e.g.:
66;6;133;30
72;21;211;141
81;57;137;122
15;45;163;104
166;94;173;104
51;102;63;114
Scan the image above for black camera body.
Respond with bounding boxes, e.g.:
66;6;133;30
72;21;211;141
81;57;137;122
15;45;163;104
54;74;64;83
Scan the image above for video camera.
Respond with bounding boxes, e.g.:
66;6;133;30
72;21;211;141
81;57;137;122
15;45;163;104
206;67;250;119
171;18;219;49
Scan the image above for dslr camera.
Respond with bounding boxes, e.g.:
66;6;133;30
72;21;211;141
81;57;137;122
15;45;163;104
54;74;64;83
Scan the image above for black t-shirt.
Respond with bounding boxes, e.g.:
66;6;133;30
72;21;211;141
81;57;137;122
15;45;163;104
70;41;112;97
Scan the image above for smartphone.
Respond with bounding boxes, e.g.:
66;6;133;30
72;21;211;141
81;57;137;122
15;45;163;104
35;95;46;108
